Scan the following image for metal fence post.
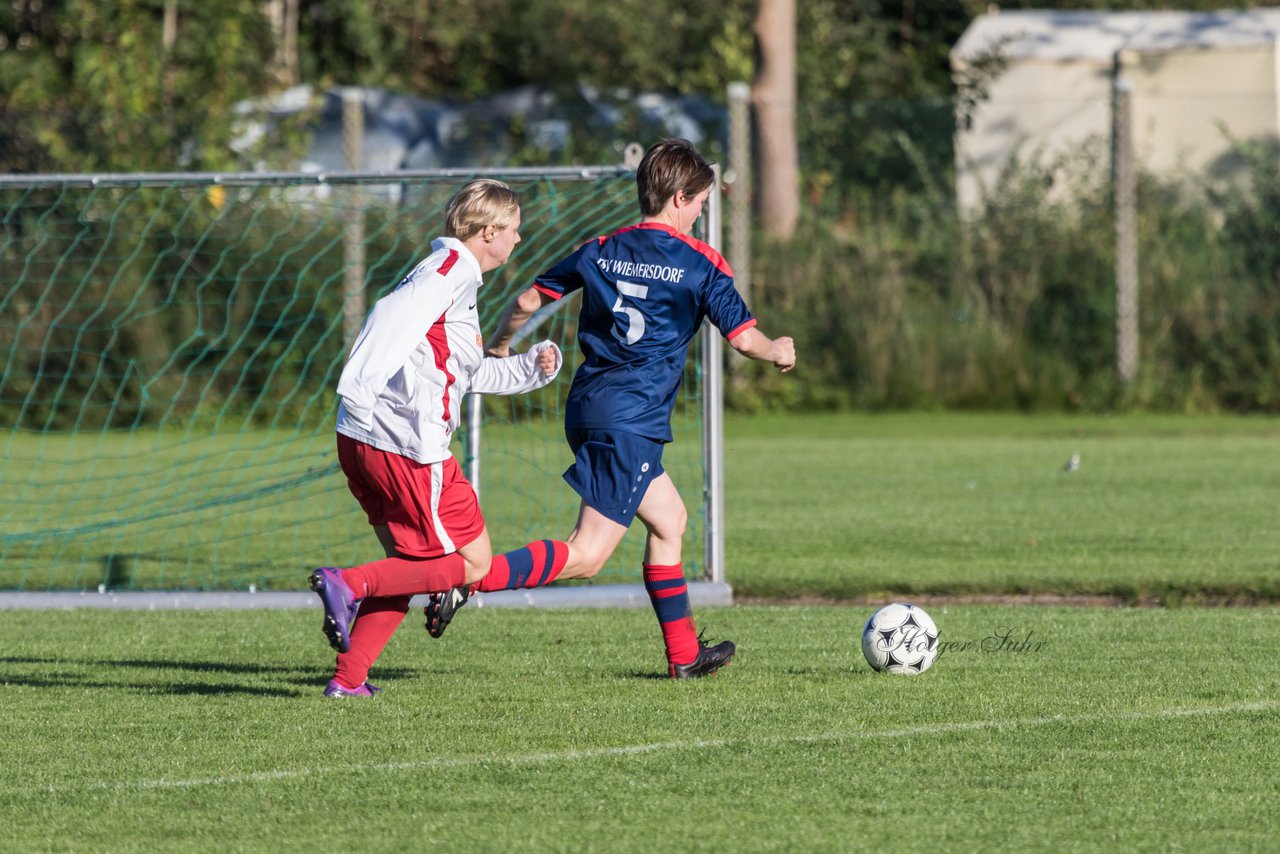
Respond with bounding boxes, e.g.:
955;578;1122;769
1113;71;1139;384
702;164;726;584
342;87;367;351
727;81;752;305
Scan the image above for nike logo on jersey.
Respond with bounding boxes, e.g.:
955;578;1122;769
468;303;477;310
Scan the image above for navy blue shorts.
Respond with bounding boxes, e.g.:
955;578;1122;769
563;428;666;526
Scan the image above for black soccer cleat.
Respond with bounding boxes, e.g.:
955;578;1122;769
669;638;736;679
423;585;470;638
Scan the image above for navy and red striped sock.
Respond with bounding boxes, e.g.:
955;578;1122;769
643;563;699;666
476;540;569;592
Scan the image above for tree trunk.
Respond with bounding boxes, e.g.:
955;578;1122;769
752;0;799;240
264;0;300;86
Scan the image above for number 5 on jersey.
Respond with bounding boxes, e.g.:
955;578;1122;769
611;280;649;345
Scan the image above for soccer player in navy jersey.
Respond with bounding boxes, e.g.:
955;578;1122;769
423;139;796;678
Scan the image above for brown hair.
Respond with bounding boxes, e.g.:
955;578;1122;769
445;179;520;241
636;138;714;217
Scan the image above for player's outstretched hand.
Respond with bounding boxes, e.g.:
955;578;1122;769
772;336;796;373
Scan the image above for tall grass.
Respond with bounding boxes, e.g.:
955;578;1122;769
740;147;1280;414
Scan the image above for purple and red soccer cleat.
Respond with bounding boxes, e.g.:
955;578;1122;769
322;679;380;698
309;567;361;653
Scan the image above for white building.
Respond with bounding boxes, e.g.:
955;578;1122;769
951;9;1280;209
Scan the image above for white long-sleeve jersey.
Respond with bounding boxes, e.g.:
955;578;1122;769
336;236;562;464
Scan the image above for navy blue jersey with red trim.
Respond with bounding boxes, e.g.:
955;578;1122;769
534;222;755;442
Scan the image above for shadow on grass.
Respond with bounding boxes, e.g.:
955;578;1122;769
0;655;419;697
0;673;305;697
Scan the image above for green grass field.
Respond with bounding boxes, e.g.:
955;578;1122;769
5;412;1279;599
4;412;1280;851
2;605;1276;852
725;413;1280;601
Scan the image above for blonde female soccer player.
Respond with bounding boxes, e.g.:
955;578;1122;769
309;179;563;697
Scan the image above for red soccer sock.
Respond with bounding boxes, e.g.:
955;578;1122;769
333;595;410;690
643;563;699;666
340;554;467;599
475;540;569;592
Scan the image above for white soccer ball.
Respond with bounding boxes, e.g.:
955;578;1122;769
861;603;939;675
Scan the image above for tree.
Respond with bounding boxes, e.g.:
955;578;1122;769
752;0;799;239
264;0;301;86
0;0;277;173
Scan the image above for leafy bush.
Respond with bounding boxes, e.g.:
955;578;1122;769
737;146;1280;414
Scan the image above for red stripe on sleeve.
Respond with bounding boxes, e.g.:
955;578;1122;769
435;249;460;276
424;248;461;423
532;282;563;300
727;318;757;341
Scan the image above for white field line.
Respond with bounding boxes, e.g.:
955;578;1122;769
41;699;1277;796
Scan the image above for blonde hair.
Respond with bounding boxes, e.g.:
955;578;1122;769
445;179;520;241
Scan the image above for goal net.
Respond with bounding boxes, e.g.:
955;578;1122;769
0;167;713;593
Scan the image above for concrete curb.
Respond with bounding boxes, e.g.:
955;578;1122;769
0;582;734;610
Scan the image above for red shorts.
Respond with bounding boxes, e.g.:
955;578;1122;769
337;434;485;557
